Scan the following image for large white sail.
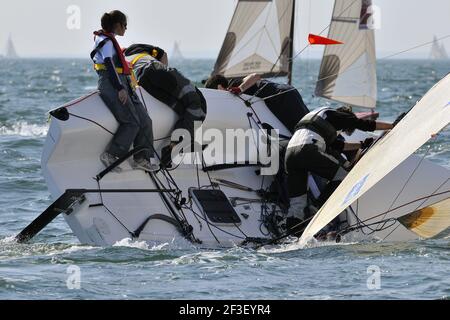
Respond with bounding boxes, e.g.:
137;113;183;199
300;73;450;245
315;0;377;109
211;0;295;81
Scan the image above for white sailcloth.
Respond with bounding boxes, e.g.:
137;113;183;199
211;0;295;80
6;34;18;58
315;0;377;109
430;36;448;60
171;41;184;61
300;73;450;245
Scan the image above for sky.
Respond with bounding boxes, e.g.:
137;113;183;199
0;0;449;59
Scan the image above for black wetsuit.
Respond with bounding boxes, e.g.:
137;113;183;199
285;108;376;201
244;80;310;134
125;44;206;142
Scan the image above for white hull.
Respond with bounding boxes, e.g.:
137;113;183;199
41;88;450;248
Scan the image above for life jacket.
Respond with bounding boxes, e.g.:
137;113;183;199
295;107;337;146
90;30;131;75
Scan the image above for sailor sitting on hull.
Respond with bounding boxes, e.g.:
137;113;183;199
285;106;394;237
204;74;310;134
124;44;207;168
91;11;159;172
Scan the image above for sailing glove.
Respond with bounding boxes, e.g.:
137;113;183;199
360;137;374;149
228;86;242;95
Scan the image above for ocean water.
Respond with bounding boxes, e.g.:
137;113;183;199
0;58;449;300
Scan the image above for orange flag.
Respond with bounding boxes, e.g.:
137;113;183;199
308;34;343;45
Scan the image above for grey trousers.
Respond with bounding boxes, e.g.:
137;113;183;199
98;72;154;160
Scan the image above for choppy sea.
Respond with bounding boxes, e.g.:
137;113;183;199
0;58;449;300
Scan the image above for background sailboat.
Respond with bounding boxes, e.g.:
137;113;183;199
211;0;377;109
315;0;377;110
211;0;295;83
5;34;19;59
171;41;185;61
430;35;448;60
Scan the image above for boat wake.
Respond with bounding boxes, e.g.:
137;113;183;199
0;235;97;260
113;238;170;251
0;121;48;137
257;237;359;254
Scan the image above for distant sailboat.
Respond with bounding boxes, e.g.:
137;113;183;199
171;41;184;61
430;35;448;60
5;34;19;58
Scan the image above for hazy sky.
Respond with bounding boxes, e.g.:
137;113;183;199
1;0;449;58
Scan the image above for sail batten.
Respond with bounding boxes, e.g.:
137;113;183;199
315;0;377;109
300;73;450;245
211;0;295;81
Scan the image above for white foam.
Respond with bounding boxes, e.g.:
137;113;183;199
113;238;169;251
257;237;359;253
0;236;17;244
0;121;48;137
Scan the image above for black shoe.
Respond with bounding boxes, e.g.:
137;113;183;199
286;217;305;238
160;145;173;169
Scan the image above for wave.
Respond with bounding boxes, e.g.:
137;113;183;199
0;121;48;137
112;238;170;251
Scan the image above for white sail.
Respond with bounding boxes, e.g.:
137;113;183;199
171;41;184;61
430;36;448;60
398;197;450;239
300;73;450;245
211;0;295;81
5;34;18;58
315;0;377;109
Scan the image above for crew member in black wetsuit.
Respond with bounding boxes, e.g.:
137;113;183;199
205;73;309;134
285;107;394;235
124;44;207;168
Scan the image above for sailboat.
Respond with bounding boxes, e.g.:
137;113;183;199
430;36;448;60
16;0;449;248
171;41;185;61
211;0;295;83
315;0;377;110
211;0;377;119
5;34;19;59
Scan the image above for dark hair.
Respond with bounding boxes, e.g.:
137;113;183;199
336;105;354;115
204;75;229;89
101;10;127;33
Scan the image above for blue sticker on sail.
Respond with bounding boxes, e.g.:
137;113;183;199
342;174;370;205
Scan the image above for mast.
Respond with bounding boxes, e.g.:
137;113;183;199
288;0;296;85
